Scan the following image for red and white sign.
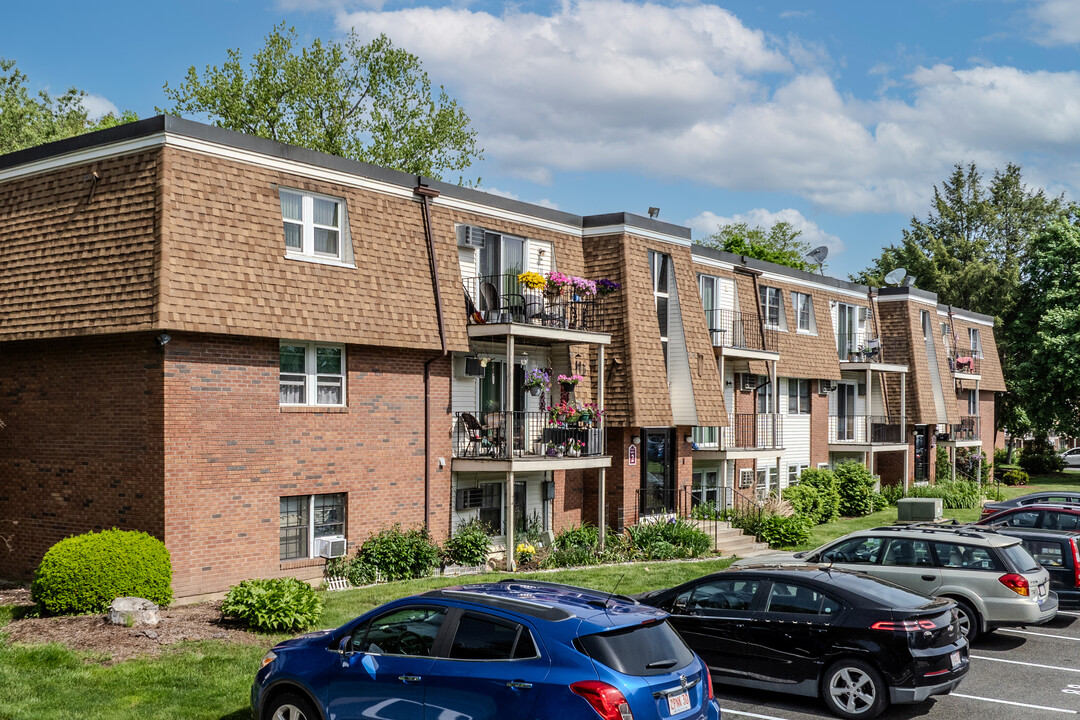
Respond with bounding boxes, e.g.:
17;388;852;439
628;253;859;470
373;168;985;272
628;444;638;466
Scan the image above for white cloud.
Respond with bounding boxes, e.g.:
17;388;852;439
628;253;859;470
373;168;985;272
81;93;119;120
328;2;1080;214
479;186;559;210
686;208;845;257
1030;0;1080;46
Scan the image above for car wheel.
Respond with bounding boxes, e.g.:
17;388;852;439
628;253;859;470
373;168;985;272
953;599;980;643
266;692;318;720
821;659;888;719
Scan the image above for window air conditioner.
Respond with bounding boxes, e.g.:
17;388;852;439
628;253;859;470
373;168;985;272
463;357;486;377
456;487;483;510
458;225;486;248
819;379;837;394
316;535;348;559
739;374;757;392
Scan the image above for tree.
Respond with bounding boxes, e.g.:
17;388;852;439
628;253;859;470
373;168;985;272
699;221;814;271
0;58;136;155
1010;214;1080;436
162;24;482;184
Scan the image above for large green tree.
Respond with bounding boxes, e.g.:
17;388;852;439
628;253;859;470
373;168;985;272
1010;215;1080;436
699;220;815;272
162;24;482;183
0;58;136;155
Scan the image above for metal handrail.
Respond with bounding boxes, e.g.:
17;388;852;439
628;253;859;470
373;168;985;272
462;273;606;332
703;309;778;352
453;410;605;460
836;331;883;362
693;413;783;450
828;415;903;443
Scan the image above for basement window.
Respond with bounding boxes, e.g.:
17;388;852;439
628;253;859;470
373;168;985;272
280;493;347;561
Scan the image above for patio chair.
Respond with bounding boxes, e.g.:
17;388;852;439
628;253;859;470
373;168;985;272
459;412;498;457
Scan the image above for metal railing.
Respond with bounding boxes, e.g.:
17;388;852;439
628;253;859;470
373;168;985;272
462;274;606;332
949;348;982;375
703;309;778;352
828;415;904;444
693;413;783;451
453;410;605;460
951;416;980;441
836;331;883;362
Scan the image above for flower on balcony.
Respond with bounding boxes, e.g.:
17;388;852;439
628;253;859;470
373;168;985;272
596;278;622;295
570;276;597;297
545;271;572;295
517;271;546;291
557;374;584;386
523;367;549;391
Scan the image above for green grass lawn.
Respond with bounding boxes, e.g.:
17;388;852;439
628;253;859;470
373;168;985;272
1;472;1074;720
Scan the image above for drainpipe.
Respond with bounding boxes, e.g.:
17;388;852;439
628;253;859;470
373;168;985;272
415;179;447;533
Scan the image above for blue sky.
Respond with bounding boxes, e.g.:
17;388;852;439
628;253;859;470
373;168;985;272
7;0;1080;277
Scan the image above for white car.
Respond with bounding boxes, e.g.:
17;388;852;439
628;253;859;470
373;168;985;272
1061;447;1080;468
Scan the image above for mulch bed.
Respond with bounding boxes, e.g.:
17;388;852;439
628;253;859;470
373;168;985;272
1;595;272;664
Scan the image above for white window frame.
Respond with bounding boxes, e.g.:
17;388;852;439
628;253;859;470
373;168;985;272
650;251;671;364
792;292;813;333
279;341;346;407
787;463;809;485
280;492;347;561
760;286;783;329
787;378;810;414
969;328;983;359
968;389;979;416
279;188;353;266
739;468;754;489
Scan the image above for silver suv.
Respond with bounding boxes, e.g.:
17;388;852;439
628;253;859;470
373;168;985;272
738;522;1057;641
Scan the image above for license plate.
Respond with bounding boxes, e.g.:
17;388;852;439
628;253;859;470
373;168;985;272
667;691;691;715
950;651;961;669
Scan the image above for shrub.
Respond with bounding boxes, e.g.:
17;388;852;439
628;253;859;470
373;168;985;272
797;469;840;522
783;484;825;524
935;446;952;484
690;501;723;521
1003;468;1030;486
356;524;441;582
880;484;905;507
994;447;1009;466
625;518;712;559
542;545;599;568
1019;434;1065;474
31;529;172;615
443;518;492;566
735;514;811;548
835;461;877;517
907;480;983;509
554;523;600;550
869;490;889;511
221;577;322;632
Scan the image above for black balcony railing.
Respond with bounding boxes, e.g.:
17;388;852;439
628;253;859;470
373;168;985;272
828;415;904;443
703;309;778;352
949;348;982;375
952;416;980;441
453;410;605;460
463;274;606;332
836;331;883;362
692;413;783;451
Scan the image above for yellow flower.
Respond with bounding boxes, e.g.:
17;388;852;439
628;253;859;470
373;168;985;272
517;272;546;290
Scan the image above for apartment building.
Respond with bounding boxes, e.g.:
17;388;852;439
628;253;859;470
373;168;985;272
0;116;1003;597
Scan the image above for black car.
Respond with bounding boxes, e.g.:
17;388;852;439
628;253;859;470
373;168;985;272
994;527;1080;609
636;565;968;719
979;491;1080;521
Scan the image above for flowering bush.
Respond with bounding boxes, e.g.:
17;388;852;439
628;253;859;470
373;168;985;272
517;271;546;290
557;374;584;386
597;278;621;295
516;542;537;564
523;368;549;390
548;401;580;424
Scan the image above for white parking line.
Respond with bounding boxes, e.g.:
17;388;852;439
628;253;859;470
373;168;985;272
720;710;791;720
999;629;1080;641
1059;611;1080;616
951;693;1077;714
971;655;1080;673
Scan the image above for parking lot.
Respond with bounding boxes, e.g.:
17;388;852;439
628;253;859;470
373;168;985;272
714;611;1080;719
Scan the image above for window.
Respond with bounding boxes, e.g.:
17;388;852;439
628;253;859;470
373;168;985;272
676;578;760;613
759;286;782;328
969;328;983;358
479;483;503;534
449;612;537;660
1000;510;1040;528
280;492;346;560
967;389;978;416
881;538;933;566
756;376;772;413
941;323;951;352
787;464;808;484
279;189;348;263
820;536;884;564
1021;539;1064;568
765;582;842;615
649;251;672;366
787;379;810;414
739;468;754;489
792;292;812;332
280;342;345;406
351;606;447;656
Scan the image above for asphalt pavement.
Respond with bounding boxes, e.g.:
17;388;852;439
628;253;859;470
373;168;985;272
713;611;1080;719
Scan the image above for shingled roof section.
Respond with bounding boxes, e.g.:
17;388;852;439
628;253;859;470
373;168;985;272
669;243;727;426
877;298;939;424
762;278;843;381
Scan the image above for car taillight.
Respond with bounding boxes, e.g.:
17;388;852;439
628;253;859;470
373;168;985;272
999;573;1030;596
570;681;635;720
870;619;938;632
706;669;714;700
1071;538;1080;589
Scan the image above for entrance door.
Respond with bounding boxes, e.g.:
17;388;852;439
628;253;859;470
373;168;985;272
914;426;929;481
642;428;675;515
836;383;856;441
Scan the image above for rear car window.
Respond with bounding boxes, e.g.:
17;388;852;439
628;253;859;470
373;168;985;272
827;571;939;608
449;612;538;660
577;620;695;676
764;582;842;615
1002;544;1041;574
1022;539;1066;567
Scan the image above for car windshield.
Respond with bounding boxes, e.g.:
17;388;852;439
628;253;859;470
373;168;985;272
576;620;696;676
1001;543;1041;574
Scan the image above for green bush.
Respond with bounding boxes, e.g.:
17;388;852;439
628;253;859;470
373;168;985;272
443;518;492;566
1019;434;1065;474
880;484;905;506
356;524;441;582
782;484;825;524
994;447;1009;466
869;490;889;511
733;513;811;548
625;519;712;559
542;545;600;568
835;461;877;517
554;523;601;550
907;480;984;509
1003;468;1030;486
221;577;322;632
690;501;723;521
797;469;840;522
935;446;952;484
31;529;172;615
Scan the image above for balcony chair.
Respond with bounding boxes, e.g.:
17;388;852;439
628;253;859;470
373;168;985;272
459;412;500;457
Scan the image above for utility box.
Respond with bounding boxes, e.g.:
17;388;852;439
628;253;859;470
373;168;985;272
897;497;942;522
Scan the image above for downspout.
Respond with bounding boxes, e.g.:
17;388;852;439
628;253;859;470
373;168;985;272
415;179;447;534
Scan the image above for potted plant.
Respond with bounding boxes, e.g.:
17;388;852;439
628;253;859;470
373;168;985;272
597;278;622;296
523;368;549;396
557;373;584;394
517;271;546;291
544;271;572;297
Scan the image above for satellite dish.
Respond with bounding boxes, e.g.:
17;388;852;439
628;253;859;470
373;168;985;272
805;246;829;265
902;275;917;287
884;268;907;286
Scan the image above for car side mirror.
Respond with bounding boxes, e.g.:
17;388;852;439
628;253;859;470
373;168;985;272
793;551;807;559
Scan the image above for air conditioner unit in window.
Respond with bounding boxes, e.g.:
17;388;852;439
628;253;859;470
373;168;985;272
316;535;347;559
456;487;483;510
458;225;486;248
463;357;485;377
739;374;757;392
819;379;837;394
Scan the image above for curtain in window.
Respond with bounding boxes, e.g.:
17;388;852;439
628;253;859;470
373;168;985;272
280;495;310;560
280;345;307;404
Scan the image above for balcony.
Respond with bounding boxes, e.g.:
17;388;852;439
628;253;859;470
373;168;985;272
452;410;609;470
836;331;882;363
704;309;778;354
943;416;981;445
949;348;982;377
828;415;904;445
692;413;783;456
463;274;607;341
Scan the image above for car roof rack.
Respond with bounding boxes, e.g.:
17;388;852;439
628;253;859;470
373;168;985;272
871;521;1002;540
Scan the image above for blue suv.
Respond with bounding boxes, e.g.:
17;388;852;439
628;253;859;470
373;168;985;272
251;579;722;720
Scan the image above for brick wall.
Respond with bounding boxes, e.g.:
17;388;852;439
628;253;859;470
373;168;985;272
161;332;451;598
0;333;165;580
809;381;830;467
